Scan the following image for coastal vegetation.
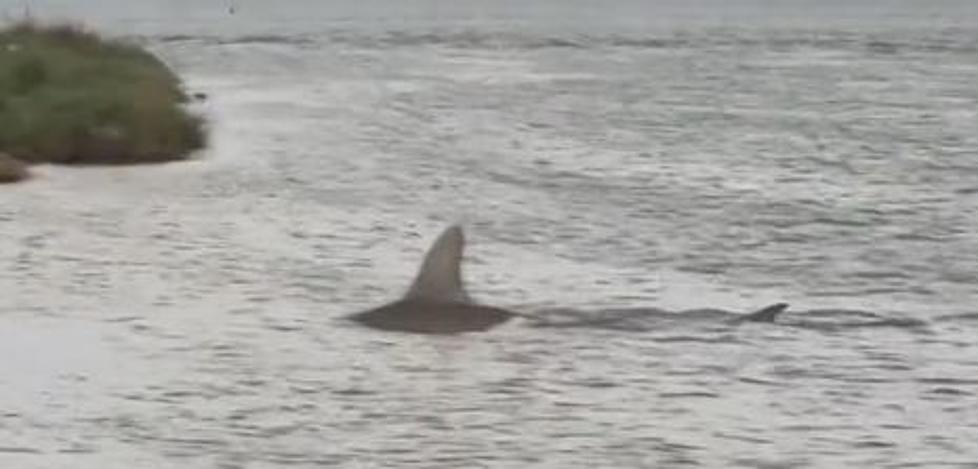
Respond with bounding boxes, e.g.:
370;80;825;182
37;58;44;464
0;22;204;181
0;151;29;183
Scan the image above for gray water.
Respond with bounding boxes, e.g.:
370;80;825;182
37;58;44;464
2;1;978;467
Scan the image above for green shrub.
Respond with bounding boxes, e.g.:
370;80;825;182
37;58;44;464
0;22;205;165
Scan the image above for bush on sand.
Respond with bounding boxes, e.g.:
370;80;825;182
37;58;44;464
0;151;29;183
0;22;205;166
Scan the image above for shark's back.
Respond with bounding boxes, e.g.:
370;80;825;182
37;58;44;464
352;299;513;334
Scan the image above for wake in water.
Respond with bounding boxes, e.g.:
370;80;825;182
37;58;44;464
527;304;931;334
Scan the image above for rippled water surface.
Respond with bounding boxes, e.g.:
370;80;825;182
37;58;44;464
2;1;978;467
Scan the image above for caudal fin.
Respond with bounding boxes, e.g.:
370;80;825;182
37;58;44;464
738;302;789;323
403;225;471;303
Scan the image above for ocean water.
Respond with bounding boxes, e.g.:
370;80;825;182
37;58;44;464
1;1;977;467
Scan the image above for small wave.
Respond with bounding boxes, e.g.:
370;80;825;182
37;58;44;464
0;446;41;454
151;34;315;46
654;334;739;344
851;439;897;449
849;270;912;281
227;34;317;46
926;387;974;396
367;31;978;54
935;311;978;323
155;33;198;43
608;37;689;49
738;376;784;387
844;318;930;330
809;215;881;228
916;377;978;386
865;40;902;55
658;391;719;399
146;30;978;54
364;31;595;50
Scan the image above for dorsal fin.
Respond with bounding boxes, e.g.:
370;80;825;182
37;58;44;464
404;225;471;303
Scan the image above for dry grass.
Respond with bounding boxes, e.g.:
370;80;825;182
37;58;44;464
0;22;205;166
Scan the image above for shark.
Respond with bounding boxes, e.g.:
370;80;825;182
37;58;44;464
348;225;517;334
349;225;789;334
